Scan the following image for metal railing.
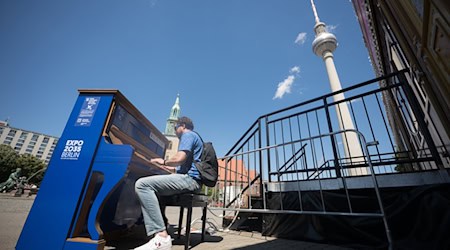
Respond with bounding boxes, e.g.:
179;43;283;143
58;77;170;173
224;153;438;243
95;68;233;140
205;70;449;249
218;70;448;187
209;130;393;248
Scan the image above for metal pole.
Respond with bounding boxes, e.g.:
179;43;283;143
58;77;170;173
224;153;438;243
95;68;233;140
354;130;393;250
324;97;342;177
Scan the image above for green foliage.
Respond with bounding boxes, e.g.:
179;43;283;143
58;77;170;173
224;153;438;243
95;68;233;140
0;145;18;181
16;154;46;184
0;144;46;185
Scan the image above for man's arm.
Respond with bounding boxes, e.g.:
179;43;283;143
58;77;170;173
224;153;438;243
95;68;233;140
164;151;187;166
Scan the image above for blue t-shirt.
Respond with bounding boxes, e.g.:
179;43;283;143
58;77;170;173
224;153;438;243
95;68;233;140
176;131;203;181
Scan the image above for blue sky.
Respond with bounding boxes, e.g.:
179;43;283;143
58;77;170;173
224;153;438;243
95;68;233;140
0;0;375;157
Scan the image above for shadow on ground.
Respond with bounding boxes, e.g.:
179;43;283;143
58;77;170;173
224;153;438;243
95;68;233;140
105;225;223;250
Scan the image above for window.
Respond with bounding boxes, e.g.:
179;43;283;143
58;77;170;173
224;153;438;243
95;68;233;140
8;130;16;136
20;133;28;139
31;134;39;141
43;137;49;143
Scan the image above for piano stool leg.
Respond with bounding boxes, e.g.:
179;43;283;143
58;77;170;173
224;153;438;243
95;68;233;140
201;206;207;242
178;207;184;239
185;207;193;250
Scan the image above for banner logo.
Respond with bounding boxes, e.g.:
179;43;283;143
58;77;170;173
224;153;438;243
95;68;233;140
75;97;100;127
60;140;84;160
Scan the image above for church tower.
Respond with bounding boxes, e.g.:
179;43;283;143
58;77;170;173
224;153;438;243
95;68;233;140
164;94;180;160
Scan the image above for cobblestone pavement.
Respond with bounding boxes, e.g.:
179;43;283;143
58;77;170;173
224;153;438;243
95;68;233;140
0;194;352;250
0;194;34;250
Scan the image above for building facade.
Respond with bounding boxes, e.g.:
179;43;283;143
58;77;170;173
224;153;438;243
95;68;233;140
352;0;449;168
0;121;59;164
163;95;181;160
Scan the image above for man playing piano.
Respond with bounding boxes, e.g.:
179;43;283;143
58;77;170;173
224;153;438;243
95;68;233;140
135;116;203;250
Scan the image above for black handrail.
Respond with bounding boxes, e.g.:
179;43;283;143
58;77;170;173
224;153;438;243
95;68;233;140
277;143;308;175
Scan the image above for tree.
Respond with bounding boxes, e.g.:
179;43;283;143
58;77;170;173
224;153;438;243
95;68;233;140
0;145;47;185
0;145;19;182
16;154;46;185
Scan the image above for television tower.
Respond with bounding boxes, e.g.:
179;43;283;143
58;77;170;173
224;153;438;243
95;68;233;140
310;0;366;175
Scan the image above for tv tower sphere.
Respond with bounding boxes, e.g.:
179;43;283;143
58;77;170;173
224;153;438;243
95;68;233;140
312;22;338;57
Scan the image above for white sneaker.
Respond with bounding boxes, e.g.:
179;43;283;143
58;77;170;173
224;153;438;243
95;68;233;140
134;234;172;250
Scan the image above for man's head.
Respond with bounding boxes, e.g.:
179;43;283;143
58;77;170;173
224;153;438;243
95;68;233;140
175;116;194;137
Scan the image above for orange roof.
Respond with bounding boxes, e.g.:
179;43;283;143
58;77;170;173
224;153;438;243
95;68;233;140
217;159;258;182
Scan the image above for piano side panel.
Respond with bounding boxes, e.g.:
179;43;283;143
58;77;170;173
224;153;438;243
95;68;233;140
17;94;115;250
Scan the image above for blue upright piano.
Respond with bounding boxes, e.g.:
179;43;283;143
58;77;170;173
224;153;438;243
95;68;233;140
16;89;170;250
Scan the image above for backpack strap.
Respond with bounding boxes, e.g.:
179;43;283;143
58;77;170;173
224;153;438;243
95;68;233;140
193;131;204;143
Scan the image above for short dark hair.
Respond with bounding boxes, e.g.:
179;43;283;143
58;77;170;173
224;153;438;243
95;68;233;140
177;116;194;130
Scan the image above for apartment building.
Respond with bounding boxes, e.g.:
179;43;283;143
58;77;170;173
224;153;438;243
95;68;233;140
0;120;59;164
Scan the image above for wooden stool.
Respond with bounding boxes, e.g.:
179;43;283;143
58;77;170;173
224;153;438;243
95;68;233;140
165;193;208;250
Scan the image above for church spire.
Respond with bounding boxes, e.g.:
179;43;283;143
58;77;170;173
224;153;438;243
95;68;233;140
170;94;180;119
164;94;181;136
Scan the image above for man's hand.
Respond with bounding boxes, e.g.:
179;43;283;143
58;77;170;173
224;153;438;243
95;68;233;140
150;158;176;173
150;158;165;166
162;165;176;173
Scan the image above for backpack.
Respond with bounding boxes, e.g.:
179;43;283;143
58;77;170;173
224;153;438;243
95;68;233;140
194;133;219;187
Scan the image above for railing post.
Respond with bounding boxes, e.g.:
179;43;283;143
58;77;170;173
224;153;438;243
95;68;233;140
259;117;267;209
223;159;228;209
264;116;271;183
324;97;342;177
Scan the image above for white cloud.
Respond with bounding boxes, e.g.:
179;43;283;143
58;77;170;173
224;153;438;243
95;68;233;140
289;66;300;75
325;25;338;33
273;75;295;100
294;32;307;45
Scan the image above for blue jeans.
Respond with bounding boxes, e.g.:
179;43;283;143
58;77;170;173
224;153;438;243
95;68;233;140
135;174;202;236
